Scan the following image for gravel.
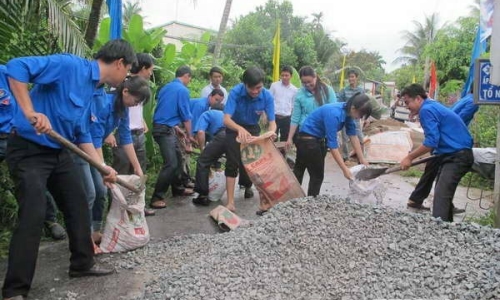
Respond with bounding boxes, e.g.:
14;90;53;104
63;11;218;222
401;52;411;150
111;196;500;300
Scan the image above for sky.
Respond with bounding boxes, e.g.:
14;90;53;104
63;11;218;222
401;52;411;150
131;0;476;72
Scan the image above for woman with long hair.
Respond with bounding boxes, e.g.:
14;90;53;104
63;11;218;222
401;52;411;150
285;66;337;149
89;75;151;245
294;93;372;196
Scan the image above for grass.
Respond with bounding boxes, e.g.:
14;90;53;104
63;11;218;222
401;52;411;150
399;167;424;178
464;209;496;227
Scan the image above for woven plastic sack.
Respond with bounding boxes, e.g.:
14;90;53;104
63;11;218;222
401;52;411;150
100;175;150;253
348;165;386;205
208;169;226;201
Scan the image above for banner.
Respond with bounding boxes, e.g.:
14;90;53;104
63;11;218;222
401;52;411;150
106;0;123;40
272;22;281;82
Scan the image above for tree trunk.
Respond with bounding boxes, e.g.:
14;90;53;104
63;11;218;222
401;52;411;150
85;0;104;48
212;0;233;66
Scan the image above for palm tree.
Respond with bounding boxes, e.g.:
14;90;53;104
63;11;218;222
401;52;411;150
0;0;90;62
395;13;441;84
311;12;324;32
212;0;233;65
84;0;105;48
123;1;143;27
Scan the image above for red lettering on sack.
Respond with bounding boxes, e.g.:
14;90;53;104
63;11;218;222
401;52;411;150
106;228;120;251
134;227;145;235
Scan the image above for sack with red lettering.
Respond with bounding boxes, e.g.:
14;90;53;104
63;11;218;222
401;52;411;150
208;169;226;201
100;175;150;253
240;131;305;211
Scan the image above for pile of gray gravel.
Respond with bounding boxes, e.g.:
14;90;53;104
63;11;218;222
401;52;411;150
115;196;500;300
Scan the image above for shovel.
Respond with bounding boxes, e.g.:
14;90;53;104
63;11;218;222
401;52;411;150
355;155;436;181
47;130;143;193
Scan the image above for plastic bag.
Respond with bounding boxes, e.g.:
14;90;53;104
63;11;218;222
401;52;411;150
100;175;150;253
348;165;386;205
208;169;226;201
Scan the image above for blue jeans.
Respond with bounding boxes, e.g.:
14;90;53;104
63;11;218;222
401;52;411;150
72;155;96;228
90;166;106;231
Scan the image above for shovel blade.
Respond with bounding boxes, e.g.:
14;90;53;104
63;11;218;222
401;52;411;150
354;167;388;181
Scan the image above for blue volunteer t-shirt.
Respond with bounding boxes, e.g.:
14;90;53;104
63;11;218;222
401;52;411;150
194;110;224;136
223;83;275;126
7;54;99;148
90;91;132;148
0;65;16;134
450;93;478;126
153;78;192;127
420;99;473;154
299;102;356;149
190;97;210;134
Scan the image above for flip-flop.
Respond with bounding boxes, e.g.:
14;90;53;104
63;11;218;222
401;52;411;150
150;200;167;209
256;209;268;216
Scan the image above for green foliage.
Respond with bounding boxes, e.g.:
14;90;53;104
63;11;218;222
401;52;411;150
399;167;424;178
465;209;496;227
223;0;341;80
390;65;424;90
470;106;499;148
424;16;477;85
94;14;166;53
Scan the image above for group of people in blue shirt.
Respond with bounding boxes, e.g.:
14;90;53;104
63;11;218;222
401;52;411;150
0;39;156;300
0;36;480;299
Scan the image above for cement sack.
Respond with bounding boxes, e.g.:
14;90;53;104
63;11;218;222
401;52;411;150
240;131;305;211
208;169;226;201
100;175;150;253
348;165;386;205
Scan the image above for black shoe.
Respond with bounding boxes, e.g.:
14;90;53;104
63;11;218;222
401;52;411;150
192;195;210;206
407;201;430;211
45;221;67;240
69;264;115;278
244;187;254;199
453;207;466;214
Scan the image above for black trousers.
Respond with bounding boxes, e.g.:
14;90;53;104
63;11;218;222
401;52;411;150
293;135;327;197
194;130;226;196
275;115;291;142
151;124;184;201
432;149;473;222
409;156;442;204
225;125;260;188
2;135;94;298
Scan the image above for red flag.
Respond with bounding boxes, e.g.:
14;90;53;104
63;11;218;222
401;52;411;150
429;61;437;98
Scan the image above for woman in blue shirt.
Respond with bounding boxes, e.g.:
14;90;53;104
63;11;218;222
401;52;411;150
86;76;150;244
285;66;337;149
295;93;371;196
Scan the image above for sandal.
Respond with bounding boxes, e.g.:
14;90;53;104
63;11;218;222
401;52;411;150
150;200;167;209
407;200;430;210
256;209;268;216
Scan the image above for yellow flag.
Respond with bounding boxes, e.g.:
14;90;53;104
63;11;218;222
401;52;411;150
272;22;281;82
412;75;416;83
339;54;347;89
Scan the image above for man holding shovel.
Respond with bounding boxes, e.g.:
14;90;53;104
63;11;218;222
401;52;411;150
2;39;136;300
399;84;473;222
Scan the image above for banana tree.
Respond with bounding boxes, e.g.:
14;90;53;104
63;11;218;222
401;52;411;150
0;0;90;63
93;14;165;52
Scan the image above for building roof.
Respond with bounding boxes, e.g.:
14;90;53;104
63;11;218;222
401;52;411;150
152;20;217;34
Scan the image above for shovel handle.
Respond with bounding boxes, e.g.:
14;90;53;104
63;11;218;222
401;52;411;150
384;155;437;174
47;130;141;193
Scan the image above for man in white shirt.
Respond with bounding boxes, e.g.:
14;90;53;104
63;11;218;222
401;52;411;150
201;66;228;104
269;65;298;142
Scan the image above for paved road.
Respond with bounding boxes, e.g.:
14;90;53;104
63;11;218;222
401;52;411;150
0;155;492;299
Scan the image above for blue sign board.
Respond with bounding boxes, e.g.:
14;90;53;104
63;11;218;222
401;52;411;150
474;59;500;105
